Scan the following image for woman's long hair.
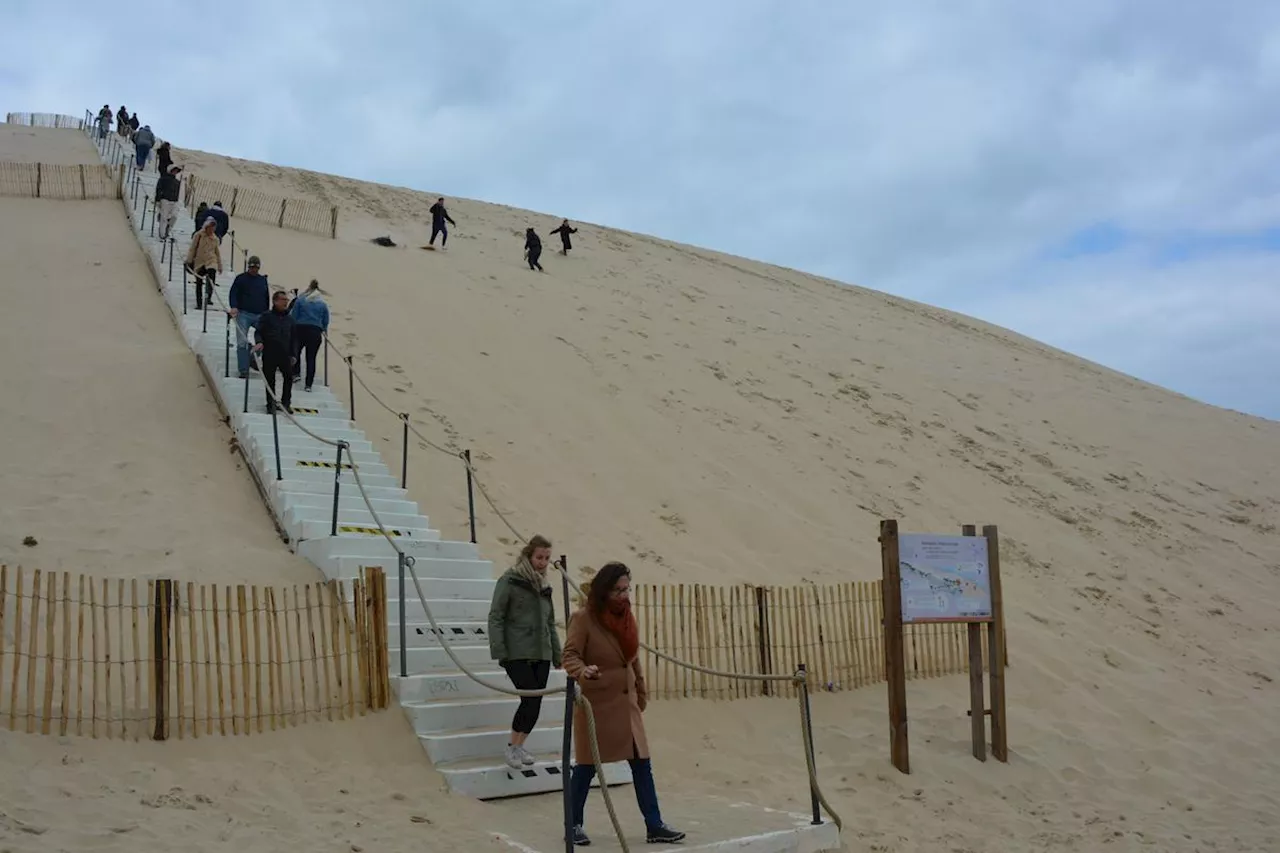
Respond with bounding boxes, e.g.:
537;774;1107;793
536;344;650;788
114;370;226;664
520;534;552;562
586;562;631;614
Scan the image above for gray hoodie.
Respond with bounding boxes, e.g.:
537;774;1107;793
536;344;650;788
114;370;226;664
134;127;155;147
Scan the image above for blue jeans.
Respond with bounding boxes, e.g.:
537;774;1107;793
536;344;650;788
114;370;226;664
236;312;261;374
570;759;663;832
135;144;151;168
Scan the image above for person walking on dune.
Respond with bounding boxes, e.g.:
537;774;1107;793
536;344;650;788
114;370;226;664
524;228;544;271
155;165;182;240
289;279;329;392
184;218;222;310
228;255;271;379
428;197;456;248
133;125;155;169
550;219;578;255
487;535;561;770
253;290;297;414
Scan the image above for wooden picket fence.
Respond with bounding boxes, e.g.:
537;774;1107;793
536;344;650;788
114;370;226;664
184;174;337;239
5;113;84;129
633;581;986;700
0;162;122;200
0;566;390;739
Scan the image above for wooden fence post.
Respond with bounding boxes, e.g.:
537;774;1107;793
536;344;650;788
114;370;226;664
79;164;87;200
152;579;172;740
330;206;338;239
278;198;288;228
35;163;41;198
880;519;909;774
753;585;772;696
229;188;239;216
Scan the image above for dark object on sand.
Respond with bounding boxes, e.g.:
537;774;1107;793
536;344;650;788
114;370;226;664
371;236;397;247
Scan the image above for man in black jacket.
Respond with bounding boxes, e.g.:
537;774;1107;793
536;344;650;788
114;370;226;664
205;201;231;242
428;197;456;247
155;165;182;240
254;290;296;414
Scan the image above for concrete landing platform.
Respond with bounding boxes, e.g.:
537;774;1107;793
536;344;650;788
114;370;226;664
484;791;840;852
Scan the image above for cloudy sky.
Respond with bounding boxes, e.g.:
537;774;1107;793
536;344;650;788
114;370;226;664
4;1;1277;418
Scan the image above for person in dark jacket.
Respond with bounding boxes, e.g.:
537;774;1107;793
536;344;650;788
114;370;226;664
128;113;140;135
155;142;174;176
194;201;209;232
205;201;230;241
96;105;112;140
524;228;544;271
487;535;561;770
228;256;271;378
428;197;455;247
155;165;182;240
253;290;297;413
289;279;330;392
116;106;129;138
550;219;578;255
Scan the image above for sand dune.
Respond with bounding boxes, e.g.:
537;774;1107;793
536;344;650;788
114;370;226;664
0;122;1276;851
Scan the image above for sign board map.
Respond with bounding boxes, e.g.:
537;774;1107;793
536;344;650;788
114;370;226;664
898;534;992;623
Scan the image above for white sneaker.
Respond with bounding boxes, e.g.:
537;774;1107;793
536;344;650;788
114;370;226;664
504;745;523;770
518;746;536;766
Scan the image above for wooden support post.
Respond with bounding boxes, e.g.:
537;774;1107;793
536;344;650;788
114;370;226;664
879;519;909;774
330;206;338;239
152;579;172;740
278;198;287;227
229;188;239;216
79;164;87;199
961;524;986;761
35;163;42;198
984;525;1008;762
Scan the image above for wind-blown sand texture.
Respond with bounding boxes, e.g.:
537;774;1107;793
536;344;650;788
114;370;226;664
0;122;1276;851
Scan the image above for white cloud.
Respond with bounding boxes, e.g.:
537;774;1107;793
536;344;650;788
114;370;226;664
2;0;1276;416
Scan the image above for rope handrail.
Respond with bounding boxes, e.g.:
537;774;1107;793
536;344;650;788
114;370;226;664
169;190;842;838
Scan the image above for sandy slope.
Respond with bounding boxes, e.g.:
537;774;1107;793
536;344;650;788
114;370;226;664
166;143;1280;850
0;129;503;853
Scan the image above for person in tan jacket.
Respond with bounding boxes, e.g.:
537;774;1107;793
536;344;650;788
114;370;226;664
184;217;223;309
562;562;684;846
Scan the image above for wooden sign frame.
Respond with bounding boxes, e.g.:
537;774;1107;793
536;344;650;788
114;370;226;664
879;519;1007;774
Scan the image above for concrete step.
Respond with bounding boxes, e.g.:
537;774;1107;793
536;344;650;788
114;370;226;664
389;643;495;674
241;422;366;445
298;534;479;565
392;620;489;647
281;491;418;518
248;432;375;454
361;577;493;601
394;667;568;704
276;466;400;489
439;755;631;801
284;503;427;530
272;479;408;503
403;696;518;733
286;509;433;541
291;517;438;542
331;555;493;582
387;598;490;623
252;441;387;468
237;411;355;432
421;723;564;765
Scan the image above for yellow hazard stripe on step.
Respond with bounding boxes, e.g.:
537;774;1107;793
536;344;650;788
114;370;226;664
339;525;409;537
295;460;353;469
291;406;319;415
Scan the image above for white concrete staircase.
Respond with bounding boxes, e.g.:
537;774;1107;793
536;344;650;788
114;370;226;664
88;129;632;802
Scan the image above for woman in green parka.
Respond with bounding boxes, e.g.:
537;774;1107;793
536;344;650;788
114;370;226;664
488;534;562;769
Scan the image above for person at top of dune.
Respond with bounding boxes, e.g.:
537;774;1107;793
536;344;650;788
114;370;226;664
550;219;578;255
289;279;329;392
524;228;544;271
428;197;456;248
205;201;230;242
129;112;140;133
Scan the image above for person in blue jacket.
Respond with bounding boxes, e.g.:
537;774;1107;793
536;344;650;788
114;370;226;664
227;256;271;378
205;201;230;242
289;279;330;392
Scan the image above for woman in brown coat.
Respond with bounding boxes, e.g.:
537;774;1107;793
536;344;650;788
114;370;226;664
562;562;685;846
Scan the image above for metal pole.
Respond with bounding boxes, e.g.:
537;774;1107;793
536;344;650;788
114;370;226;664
559;556;576;853
400;413;409;488
202;285;209;333
798;663;821;825
241;249;248;275
345;356;355;420
182;265;188;314
398;553;408;678
224;315;232;377
229;231;235;269
271;401;283;481
160;235;167;263
243;351;252;414
148;198;156;237
330;443;345;536
168;238;175;282
465;449;477;544
323;335;329;387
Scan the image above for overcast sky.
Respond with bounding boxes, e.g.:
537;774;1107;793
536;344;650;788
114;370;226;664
3;1;1277;419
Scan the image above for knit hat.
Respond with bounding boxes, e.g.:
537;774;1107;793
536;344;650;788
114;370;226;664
248;256;261;267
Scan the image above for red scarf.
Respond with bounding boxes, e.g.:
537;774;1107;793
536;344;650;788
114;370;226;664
599;599;639;661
